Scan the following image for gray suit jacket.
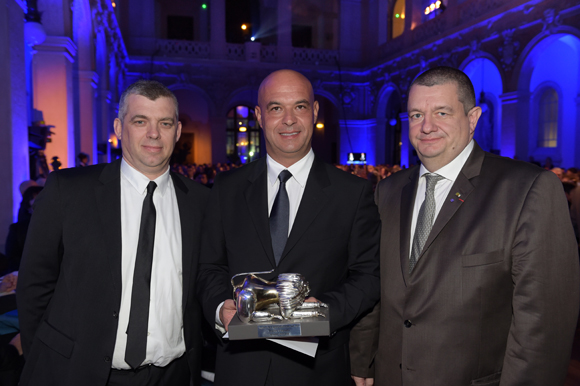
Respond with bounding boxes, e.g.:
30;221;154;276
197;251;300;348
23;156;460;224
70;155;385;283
351;143;579;386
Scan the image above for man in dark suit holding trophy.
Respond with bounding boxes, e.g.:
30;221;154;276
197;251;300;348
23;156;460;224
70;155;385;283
198;69;381;386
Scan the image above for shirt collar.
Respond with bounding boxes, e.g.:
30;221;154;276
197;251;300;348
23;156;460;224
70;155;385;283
267;149;315;188
121;158;171;197
419;139;475;182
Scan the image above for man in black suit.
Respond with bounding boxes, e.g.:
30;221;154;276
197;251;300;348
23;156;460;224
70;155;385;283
197;69;381;386
17;80;209;386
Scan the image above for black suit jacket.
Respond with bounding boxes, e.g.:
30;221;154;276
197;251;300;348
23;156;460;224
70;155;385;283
197;156;381;386
350;143;579;385
17;160;209;386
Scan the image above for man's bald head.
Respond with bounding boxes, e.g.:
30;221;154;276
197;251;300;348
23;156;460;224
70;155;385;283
255;69;319;167
258;70;315;106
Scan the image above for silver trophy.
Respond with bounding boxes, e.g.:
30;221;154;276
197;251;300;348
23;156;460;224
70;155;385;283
231;270;328;323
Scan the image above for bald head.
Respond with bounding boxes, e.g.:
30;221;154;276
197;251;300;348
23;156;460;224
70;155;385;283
258;70;315;107
255;69;319;167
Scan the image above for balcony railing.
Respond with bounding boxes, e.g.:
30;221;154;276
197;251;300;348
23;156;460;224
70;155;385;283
156;40;210;59
154;39;340;67
293;47;338;65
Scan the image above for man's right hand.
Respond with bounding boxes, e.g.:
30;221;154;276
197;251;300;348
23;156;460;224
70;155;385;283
219;299;237;331
352;376;374;386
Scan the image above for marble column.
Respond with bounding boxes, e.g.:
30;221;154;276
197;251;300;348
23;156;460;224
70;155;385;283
277;0;292;63
210;0;227;60
498;92;517;158
0;0;28;251
76;71;98;165
399;112;411;168
210;116;228;163
32;36;77;168
339;0;362;65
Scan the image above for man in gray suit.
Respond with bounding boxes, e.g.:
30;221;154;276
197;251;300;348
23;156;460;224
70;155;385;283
350;66;579;386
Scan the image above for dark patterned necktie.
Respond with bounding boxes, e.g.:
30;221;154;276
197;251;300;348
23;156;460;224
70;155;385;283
409;173;444;273
270;170;292;265
125;181;157;369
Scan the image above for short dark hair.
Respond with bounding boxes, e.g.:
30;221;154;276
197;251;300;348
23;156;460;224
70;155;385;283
118;80;179;121
411;66;476;115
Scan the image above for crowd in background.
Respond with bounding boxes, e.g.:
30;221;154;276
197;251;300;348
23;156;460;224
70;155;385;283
1;152;579;384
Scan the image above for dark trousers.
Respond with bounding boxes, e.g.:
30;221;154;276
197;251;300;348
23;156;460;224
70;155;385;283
107;355;189;386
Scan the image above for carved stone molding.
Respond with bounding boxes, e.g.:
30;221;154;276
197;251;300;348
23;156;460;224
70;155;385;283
498;29;520;72
542;8;562;33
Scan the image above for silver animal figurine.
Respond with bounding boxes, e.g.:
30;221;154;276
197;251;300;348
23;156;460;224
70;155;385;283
231;270;328;323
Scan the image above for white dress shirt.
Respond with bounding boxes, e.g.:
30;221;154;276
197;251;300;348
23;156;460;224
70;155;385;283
409;140;475;259
215;149;315;330
112;159;185;369
266;149;315;230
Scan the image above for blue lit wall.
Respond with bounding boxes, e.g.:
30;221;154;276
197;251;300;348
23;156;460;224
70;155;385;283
527;34;580;168
339;119;376;166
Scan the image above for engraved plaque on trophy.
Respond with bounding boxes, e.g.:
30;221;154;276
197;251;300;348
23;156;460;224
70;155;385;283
227;270;330;340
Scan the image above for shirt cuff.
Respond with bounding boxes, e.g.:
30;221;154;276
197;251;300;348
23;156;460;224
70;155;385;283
215;301;227;335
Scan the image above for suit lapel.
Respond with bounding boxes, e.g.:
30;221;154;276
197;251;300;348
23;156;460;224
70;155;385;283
281;157;329;264
95;160;123;302
400;168;419;286
171;174;195;309
419;143;485;258
244;159;277;267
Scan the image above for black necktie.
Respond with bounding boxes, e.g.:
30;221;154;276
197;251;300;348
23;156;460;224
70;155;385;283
270;170;292;265
125;181;157;369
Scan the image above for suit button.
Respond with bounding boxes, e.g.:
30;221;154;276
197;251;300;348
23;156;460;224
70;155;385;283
404;320;412;328
104;356;111;362
113;311;118;318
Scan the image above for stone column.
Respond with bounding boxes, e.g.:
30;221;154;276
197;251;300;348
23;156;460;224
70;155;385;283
96;89;112;164
375;117;387;165
32;36;77;168
210;116;228;163
499;91;528;159
76;71;98;165
339;0;362;65
210;0;227;59
277;0;292;63
575;95;580;167
0;0;28;251
399;112;411;167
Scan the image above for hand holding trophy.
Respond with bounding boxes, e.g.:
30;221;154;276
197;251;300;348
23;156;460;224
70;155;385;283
228;270;330;339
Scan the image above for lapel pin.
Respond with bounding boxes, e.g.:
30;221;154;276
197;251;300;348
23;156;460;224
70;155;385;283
454;192;464;203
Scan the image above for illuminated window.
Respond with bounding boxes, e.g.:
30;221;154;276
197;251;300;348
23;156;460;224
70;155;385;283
392;0;405;39
538;88;558;148
226;106;261;164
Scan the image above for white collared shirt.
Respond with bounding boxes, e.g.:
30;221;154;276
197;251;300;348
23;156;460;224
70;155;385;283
409;140;475;258
266;149;315;234
112;159;185;369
